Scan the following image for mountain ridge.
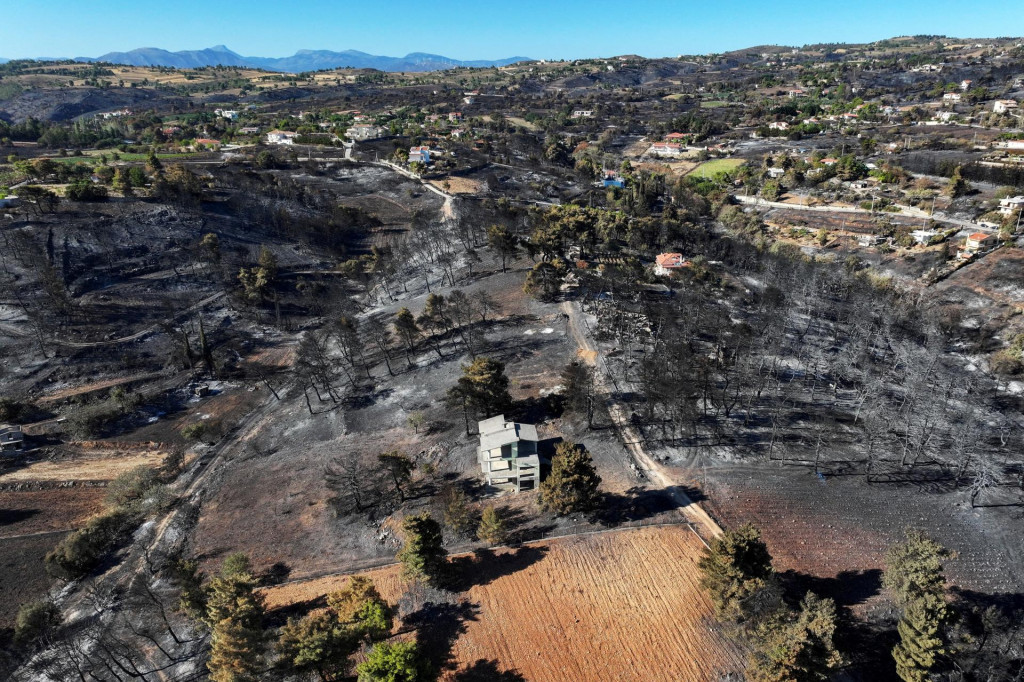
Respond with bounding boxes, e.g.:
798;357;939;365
70;45;530;72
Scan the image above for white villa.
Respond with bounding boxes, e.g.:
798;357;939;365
477;415;540;492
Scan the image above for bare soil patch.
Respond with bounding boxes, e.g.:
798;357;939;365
264;525;745;681
0;488;106;539
0;534;64;628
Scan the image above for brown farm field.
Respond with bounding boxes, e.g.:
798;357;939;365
263;525;745;682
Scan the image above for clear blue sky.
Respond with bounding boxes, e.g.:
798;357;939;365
1;0;1020;60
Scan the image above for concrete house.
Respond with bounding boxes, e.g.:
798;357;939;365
477;415;540;492
408;146;431;164
346;124;387;141
654;252;688;275
965;232;997;253
648;142;685;158
266;130;298;145
993;100;1019;114
1000;196;1024;215
0;425;24;453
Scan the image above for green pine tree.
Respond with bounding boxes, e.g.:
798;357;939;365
698;524;777;623
477;504;508;545
539;441;602;514
747;592;844;682
893;592;950;682
396;513;448;586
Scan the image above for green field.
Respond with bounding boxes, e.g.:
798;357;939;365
699;100;731;108
689;158;744;176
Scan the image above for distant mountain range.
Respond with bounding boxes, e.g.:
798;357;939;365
64;45;529;73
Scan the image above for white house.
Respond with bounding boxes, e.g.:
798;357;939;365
215;109;239;120
999;195;1024;216
477;415;540;492
647;142;685;158
768;121;790;130
571;110;594;119
408;146;431;164
266;130;298;145
993;100;1019;114
346;124;387;141
943;92;962;103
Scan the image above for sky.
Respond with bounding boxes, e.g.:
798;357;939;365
1;0;1022;61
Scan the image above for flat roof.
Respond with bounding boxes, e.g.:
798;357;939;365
478;416;539;452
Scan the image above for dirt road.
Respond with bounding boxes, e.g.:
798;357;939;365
57;291;225;348
560;300;723;542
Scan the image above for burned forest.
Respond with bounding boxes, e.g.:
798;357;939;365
2;31;1024;682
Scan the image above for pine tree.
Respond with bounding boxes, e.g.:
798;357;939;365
477;504;508;545
893;592;950;682
747;593;844;682
393;308;421;366
698;524;777;623
377;451;414;502
539;441;602;514
278;575;393;681
884;531;955;682
447;357;512;425
204;554;265;682
326;575;393;641
946;166;970;199
882;529;953;607
561;361;596;427
397;513;448;586
356;641;426;682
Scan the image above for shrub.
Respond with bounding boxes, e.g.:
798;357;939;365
14;600;61;645
45;506;140;580
67;401;123;439
104;465;161;509
66;179;108;201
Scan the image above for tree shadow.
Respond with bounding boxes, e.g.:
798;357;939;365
777;568;883;609
449;545;549;591
0;508;39;527
405;600;480;674
452;658;527;681
591;485;702;526
510;395;564;424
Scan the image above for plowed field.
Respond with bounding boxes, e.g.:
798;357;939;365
263;525;745;681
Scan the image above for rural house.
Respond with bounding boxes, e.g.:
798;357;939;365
346;124;387;141
647;142;685;158
477;415;540;492
993;99;1019;114
965;232;997;254
408;146;431;164
998;195;1024;216
654;252;689;275
0;424;24;453
266;130;298;145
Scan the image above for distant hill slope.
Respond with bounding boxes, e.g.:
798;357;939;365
75;45;529;72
